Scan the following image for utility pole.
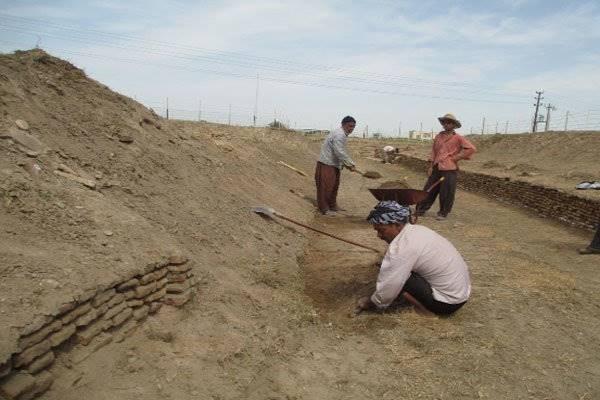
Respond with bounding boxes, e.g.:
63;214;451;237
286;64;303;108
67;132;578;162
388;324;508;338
495;121;498;134
532;90;544;132
586;110;591;129
544;103;556;132
198;100;202;122
419;122;423;134
228;104;232;125
166;97;169;120
398;122;402;137
253;73;259;127
504;121;509;134
481;117;485;135
470;127;473;134
564;111;569;132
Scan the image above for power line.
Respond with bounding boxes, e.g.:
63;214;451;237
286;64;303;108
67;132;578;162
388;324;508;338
0;23;528;101
0;38;532;104
0;13;532;100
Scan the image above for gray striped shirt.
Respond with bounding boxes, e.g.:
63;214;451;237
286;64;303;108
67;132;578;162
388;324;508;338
318;128;355;169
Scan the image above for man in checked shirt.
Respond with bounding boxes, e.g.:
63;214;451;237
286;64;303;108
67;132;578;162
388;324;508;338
416;113;476;220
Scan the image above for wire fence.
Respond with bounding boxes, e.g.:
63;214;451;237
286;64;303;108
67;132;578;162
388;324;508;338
139;97;600;139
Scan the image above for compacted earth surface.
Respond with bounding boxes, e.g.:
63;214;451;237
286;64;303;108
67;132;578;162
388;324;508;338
1;50;599;399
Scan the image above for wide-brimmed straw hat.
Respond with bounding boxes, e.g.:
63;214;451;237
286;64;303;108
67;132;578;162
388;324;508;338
438;113;461;128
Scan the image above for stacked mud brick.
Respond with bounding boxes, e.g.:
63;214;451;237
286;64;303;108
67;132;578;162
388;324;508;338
0;255;197;400
377;151;600;230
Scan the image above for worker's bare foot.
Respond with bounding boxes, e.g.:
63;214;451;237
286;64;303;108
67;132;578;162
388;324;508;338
331;206;346;212
578;246;600;255
322;210;337;217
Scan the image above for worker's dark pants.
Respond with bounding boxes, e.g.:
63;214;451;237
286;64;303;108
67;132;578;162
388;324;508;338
315;162;340;213
416;166;458;217
401;273;466;315
590;225;600;249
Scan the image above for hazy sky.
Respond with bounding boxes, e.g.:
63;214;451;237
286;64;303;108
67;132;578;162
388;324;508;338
1;0;600;136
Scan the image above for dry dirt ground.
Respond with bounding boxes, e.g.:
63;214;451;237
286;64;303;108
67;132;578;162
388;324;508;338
44;150;600;400
1;50;599;399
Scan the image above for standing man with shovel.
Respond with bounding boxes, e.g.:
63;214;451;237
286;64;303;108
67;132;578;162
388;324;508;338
315;116;357;216
416;113;476;221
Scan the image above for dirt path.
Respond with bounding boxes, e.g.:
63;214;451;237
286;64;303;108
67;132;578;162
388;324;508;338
300;158;600;399
42;146;599;400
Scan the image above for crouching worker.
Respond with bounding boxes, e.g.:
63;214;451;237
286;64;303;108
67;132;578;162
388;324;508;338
355;201;471;316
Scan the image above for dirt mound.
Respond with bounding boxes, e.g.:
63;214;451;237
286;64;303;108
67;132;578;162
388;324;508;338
378;180;411;189
506;163;540;173
481;160;505;169
0;49;321;393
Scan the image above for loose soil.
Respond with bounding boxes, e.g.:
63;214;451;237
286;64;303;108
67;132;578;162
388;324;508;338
1;50;599;399
378;180;411;189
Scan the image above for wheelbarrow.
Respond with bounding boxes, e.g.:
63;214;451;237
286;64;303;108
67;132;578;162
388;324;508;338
368;177;445;222
368;177;444;205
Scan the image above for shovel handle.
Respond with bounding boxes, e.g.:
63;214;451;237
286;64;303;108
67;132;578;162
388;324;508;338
426;176;445;193
274;212;380;253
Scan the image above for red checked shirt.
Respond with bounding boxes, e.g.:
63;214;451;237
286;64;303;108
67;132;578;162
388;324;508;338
429;131;476;171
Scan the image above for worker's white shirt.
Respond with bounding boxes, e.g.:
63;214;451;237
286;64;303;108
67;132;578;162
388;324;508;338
318;127;354;169
371;224;471;308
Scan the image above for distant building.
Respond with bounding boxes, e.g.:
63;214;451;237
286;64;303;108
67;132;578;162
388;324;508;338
299;129;329;135
408;130;434;140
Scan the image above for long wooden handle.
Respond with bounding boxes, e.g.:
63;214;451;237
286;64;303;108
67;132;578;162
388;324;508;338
426;176;445;193
277;161;308;177
274;213;380;253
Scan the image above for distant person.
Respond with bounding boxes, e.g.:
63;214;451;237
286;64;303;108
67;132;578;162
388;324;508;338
382;145;395;163
315;116;356;216
355;201;471;315
416;113;476;221
579;225;600;255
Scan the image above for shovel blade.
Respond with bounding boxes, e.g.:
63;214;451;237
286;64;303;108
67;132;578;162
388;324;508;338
251;206;276;219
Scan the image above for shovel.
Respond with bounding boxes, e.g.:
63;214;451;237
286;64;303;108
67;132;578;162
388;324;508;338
251;206;380;253
352;168;382;179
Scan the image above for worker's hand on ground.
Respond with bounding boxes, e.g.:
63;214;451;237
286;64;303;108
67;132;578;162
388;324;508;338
354;296;374;315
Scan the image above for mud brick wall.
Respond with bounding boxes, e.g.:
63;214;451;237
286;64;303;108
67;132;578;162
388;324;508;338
0;256;197;400
378;151;600;230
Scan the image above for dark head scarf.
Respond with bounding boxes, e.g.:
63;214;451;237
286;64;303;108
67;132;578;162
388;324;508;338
367;200;411;224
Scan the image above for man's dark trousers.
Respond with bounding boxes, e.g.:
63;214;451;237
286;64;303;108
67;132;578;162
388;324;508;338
591;225;600;250
416;165;457;217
